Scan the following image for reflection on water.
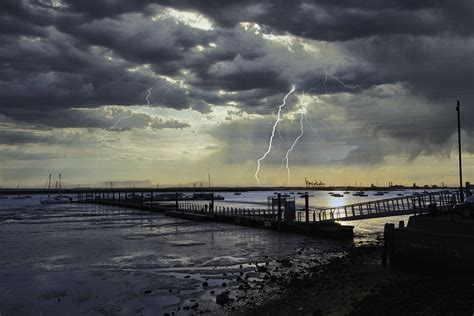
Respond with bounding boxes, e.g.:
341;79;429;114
0;202;351;315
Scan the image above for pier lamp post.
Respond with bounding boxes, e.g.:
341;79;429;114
456;100;464;201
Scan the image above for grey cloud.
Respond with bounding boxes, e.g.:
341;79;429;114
1;0;474;166
150;119;190;130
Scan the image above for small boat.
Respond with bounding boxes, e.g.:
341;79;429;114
41;196;71;204
233;192;242;195
343;191;350;194
331;193;344;197
374;192;384;196
353;191;368;197
397;193;404;196
328;192;334;195
40;173;71;204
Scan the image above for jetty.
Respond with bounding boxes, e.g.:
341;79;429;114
315;190;456;221
68;190;459;239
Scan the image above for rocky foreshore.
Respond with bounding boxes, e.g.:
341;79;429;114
242;241;474;316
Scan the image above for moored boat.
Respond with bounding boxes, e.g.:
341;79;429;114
40;173;71;204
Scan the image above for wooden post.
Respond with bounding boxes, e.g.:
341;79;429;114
175;192;179;212
211;192;214;215
305;193;309;234
382;223;395;267
277;193;282;230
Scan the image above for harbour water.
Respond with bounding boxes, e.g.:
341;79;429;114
0;190;427;314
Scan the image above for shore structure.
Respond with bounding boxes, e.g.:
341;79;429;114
383;197;474;270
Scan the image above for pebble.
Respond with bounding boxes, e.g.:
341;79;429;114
216;293;230;305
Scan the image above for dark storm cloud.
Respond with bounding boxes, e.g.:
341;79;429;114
153;0;474;40
1;0;474;164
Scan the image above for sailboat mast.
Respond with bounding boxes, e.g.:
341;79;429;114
59;173;62;197
48;174;51;198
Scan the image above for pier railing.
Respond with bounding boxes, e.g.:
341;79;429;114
84;190;460;223
313;190;459;221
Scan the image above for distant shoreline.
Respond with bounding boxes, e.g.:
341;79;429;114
0;186;453;195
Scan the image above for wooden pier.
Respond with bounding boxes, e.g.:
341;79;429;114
76;190;460;239
84;192;353;238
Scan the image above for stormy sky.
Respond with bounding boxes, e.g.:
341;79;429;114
1;0;473;187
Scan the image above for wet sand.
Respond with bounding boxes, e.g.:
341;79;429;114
2;199;472;315
0;203;350;315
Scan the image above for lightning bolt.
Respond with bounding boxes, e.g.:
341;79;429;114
95;87;153;185
95;142;100;168
329;74;361;90
281;91;308;185
109;109;134;130
283;110;305;186
309;69;361;95
145;87;153;107
110;87;153;130
255;85;296;185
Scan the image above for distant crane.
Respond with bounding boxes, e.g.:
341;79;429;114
305;177;325;188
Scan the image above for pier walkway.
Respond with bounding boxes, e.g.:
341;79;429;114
77;190;459;238
314;190;458;221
